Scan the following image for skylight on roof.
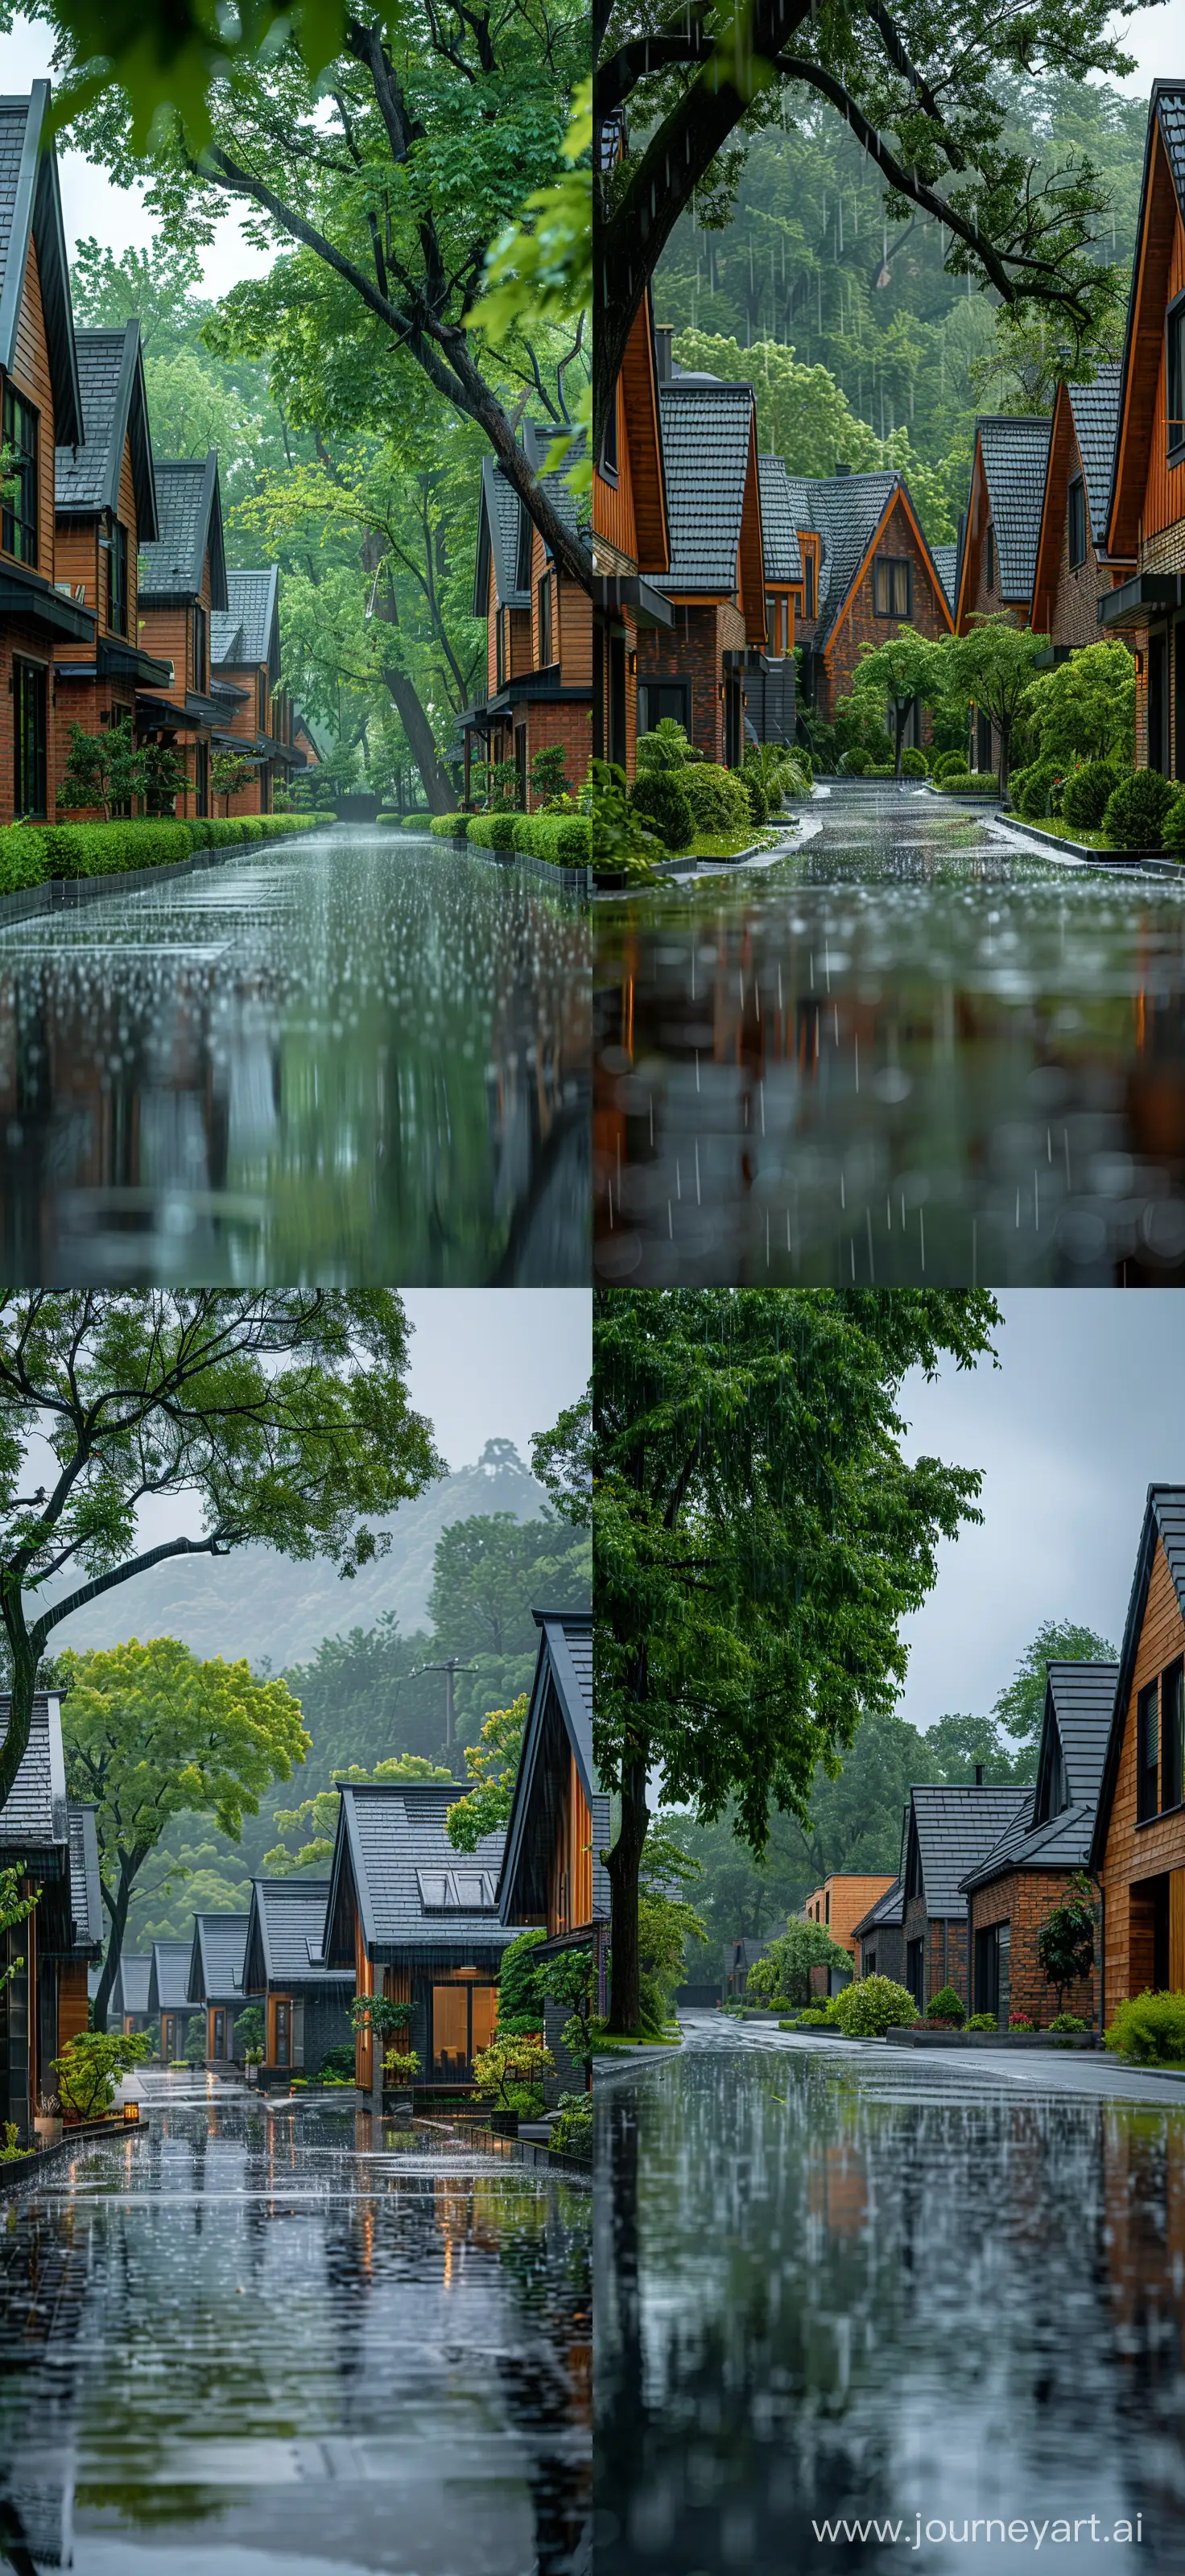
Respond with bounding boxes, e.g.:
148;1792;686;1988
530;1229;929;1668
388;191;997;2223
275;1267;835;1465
416;1868;497;1911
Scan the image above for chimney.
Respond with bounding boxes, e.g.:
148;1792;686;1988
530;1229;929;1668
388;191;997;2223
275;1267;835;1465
835;460;852;477
975;1763;984;1786
654;325;674;384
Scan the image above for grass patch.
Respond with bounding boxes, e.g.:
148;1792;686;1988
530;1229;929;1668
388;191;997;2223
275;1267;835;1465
1006;812;1109;848
592;2026;683;2050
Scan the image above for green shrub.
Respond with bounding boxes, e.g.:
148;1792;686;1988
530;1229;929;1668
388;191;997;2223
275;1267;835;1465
680;761;752;835
466;811;518;851
511;814;592;864
832;1975;919;2037
549;2091;592;2158
1102;768;1175;849
1160;789;1185;852
1104;1989;1185;2063
900;746;929;777
429;812;469;838
839;749;869;776
934;770;972;791
1014;758;1064;820
401;810;430;827
865;762;895;778
628;770;695;852
635;716;699;770
743;773;769;826
1060;761;1123;832
317;2044;357;2080
927;1984;967;2027
932;749;971;782
792;2005;833;2026
0;827;47;894
965;2013;999;2031
37;820;192;877
1048;2013;1088;2033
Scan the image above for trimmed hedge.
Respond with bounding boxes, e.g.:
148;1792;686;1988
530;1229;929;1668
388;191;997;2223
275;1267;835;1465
0;811;316;894
900;746;929;778
466;811;518;851
681;762;751;834
0;827;49;894
1060;761;1122;832
511;813;591;864
430;812;470;838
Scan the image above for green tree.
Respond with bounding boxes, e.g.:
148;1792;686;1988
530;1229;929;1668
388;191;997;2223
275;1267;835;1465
592;1289;999;2030
211;749;255;815
264;1752;452;1874
182;2013;208;2066
1037;1877;1096;2015
947;617;1049;791
446;1695;529;1853
994;1619;1119;1752
52;2027;152;2120
851;628;947;777
427;1511;591;1726
62;1638;309;2029
1022;642;1136;767
746;1920;851;2006
234;2004;266;2053
56;719;144;821
0;1865;37;2000
0;1291;441;1819
496;1927;549;2033
543;1946;598;2083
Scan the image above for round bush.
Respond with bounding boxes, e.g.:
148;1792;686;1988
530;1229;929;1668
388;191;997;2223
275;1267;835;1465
1014;758;1063;820
840;749;869;777
932;749;971;782
629;769;695;852
965;2013;999;2031
1160;789;1185;852
935;770;972;791
1060;761;1123;833
1102;767;1175;850
791;2005;832;2027
831;1975;919;2037
743;773;769;827
900;746;928;777
927;1984;966;2028
1048;2013;1088;2033
1104;1991;1185;2062
680;761;752;836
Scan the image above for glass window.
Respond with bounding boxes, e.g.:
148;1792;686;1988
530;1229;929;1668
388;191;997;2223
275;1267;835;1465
471;1987;498;2053
2;384;38;564
1138;1678;1159;1824
431;1984;468;2079
538;572;553;669
192;604;208;693
275;1998;291;2066
873;557;911;617
1067;477;1087;569
107;520;128;634
601;390;618;480
213;2009;225;2059
985;526;995;590
1163;1660;1184;1812
13;658;47;819
1168;298;1185;457
804;550;815;619
496;607;506;691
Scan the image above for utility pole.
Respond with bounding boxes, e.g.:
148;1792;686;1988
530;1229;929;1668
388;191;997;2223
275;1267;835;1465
408;1655;477;1754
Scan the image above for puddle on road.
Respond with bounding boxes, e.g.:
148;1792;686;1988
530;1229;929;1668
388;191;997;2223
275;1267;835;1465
0;2099;590;2574
594;791;1185;1285
596;2043;1185;2573
0;828;589;1285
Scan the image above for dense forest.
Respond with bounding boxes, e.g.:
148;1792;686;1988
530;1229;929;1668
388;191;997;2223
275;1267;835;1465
659;76;1147;541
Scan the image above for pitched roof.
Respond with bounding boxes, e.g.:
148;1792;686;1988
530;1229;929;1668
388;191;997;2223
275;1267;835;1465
907;1782;1031;1917
1066;365;1123;547
758;454;803;582
326;1781;518;1964
853;1876;904;1939
66;1802;103;1956
930;543;958;613
960;1797;1098;1892
975;416;1052;599
112;1951;152;2017
211;565;279;671
498;1609;601;1926
1091;1487;1185;1868
473;423;587;616
0;87;82;447
147;1939;200;2015
138;453;228;607
0;1693;68;1854
659;380;756;591
187;1910;250;2004
54;321;158;535
242;1877;353;1992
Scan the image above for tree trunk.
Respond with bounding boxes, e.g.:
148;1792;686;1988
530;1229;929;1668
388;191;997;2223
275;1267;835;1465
92;1856;135;2035
0;1623;39;1814
360;535;455;814
998;715;1011;795
605;1755;649;2035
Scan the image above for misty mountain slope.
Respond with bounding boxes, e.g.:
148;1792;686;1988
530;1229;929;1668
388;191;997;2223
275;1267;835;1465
52;1441;549;1670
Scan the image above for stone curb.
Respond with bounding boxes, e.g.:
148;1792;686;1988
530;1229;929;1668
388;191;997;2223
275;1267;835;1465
0;2114;150;2198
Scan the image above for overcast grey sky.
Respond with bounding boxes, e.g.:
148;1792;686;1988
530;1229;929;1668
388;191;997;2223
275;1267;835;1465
402;1291;588;1471
896;1292;1179;1734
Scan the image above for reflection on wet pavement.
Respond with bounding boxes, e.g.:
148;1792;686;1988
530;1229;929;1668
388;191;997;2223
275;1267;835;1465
0;829;589;1284
594;786;1185;1284
0;2091;591;2574
596;2033;1185;2572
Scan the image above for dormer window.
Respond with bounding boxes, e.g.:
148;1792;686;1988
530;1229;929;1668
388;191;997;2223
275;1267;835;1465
416;1867;498;1910
804;547;816;619
2;385;38;565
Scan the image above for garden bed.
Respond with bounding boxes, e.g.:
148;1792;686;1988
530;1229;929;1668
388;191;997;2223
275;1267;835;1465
0;2113;150;2196
994;814;1179;870
444;834;590;898
0;825;327;922
886;2026;1098;2048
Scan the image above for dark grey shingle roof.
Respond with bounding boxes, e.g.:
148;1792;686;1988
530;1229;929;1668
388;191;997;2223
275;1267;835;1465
113;1953;152;2017
498;1610;604;1930
188;1911;250;2004
0;1693;68;1851
758;455;803;583
960;1798;1097;1891
659;381;754;592
53;324;156;532
336;1784;516;1959
244;1877;353;1990
1047;1660;1118;1811
1157;85;1185;209
147;1940;200;2014
212;566;279;669
786;470;906;648
853;1876;903;1938
910;1783;1031;1916
977;416;1052;599
138;453;226;605
1067;365;1122;548
931;544;958;613
67;1803;103;1954
0;89;83;447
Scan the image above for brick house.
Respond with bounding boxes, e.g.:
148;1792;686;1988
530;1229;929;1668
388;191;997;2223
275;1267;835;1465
241;1877;353;2085
0;85;95;825
0;1691;102;2142
498;1609;605;2095
959;1661;1118;2028
209;565;304;815
135;450;233;817
801;1872;896;1961
752;452;799;746
790;467;954;737
1090;1485;1185;2013
902;1779;1030;2012
1099;85;1185;775
634;358;766;766
186;1910;250;2068
52;320;173;778
592;284;672;777
853;1878;905;1985
1030;365;1133;658
462;422;592;806
954;415;1051;766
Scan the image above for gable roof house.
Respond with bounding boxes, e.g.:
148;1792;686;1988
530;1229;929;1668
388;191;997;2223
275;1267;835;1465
498;1609;603;2091
0;85;96;826
592;286;672;778
242;1876;353;2083
210;564;304;815
186;1909;250;2066
902;1779;1031;2013
954;415;1052;770
135;450;235;819
324;1781;517;2104
959;1662;1119;2029
462;422;592;808
147;1937;204;2063
789;466;954;738
52;319;173;778
1100;86;1185;777
1090;1487;1185;2014
1030;365;1133;661
0;1690;73;2139
634;356;766;769
853;1877;906;1987
108;1949;153;2033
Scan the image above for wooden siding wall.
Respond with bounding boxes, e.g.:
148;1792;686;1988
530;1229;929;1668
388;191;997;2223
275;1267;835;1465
353;1915;372;2089
1139;166;1185;552
56;1963;89;2052
592;377;638;566
2;237;56;577
548;1750;593;1936
383;1963;413;2054
1101;1535;1185;2008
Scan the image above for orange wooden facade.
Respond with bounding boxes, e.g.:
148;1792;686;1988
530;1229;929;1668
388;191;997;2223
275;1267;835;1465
804;1875;897;1962
548;1750;594;1938
1098;1536;1185;2009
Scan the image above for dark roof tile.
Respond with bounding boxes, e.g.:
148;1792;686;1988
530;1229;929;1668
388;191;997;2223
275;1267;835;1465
758;454;803;582
977;416;1052;598
910;1782;1031;1916
659;381;754;591
1067;365;1123;547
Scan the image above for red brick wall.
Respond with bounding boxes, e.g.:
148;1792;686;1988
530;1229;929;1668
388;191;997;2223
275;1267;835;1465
903;1896;969;2004
637;601;745;765
969;1872;1099;2026
823;496;952;722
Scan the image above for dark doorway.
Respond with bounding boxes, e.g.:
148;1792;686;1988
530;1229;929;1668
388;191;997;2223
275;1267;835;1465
725;673;742;769
906;1938;925;2009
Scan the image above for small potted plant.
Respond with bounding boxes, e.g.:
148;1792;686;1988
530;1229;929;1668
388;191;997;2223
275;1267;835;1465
382;2046;422;2117
243;2046;264;2086
472;2033;555;2136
